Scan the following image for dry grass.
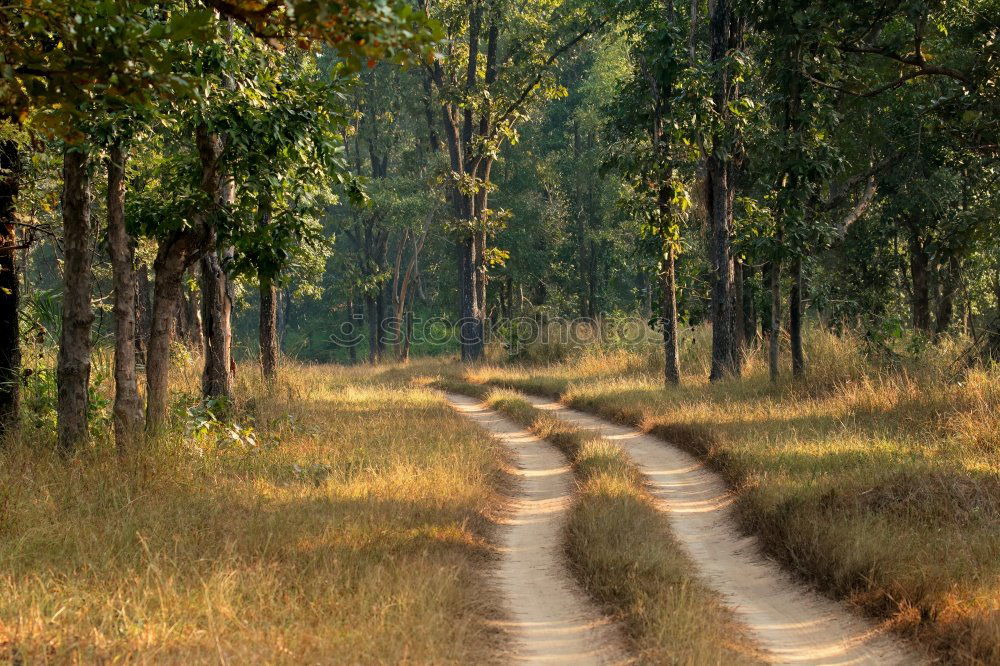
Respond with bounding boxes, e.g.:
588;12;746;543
436;377;763;664
0;360;508;664
465;325;1000;664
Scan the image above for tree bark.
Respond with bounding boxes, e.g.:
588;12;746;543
136;262;151;362
259;277;278;378
789;256;804;377
401;309;413;363
366;292;382;363
200;151;235;399
908;230;931;333
0;135;21;438
661;241;681;386
346;295;358;364
57;147;94;451
989;262;1000;362
768;259;781;381
745;265;757;344
935;254;960;338
181;267;204;353
106;141;143;449
145;126;220;431
200;249;233;398
257;193;278;378
707;0;739;381
733;257;746;373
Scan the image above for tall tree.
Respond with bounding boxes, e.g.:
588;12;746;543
106;137;144;446
56;145;94;450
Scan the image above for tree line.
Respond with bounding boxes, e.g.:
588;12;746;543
3;0;1000;452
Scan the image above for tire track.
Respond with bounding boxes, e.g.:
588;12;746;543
444;393;627;665
519;393;925;666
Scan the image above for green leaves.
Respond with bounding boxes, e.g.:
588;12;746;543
165;9;218;41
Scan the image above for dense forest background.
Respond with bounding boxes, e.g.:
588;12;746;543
3;0;1000;445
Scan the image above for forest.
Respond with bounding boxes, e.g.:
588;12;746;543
1;0;999;664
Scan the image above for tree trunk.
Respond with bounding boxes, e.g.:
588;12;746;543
707;155;736;380
458;234;483;361
259;277;278;378
733;257;746;373
106;141;143;449
145;126;220;431
57;147;94;451
346;295;358;364
744;264;757;344
200;250;233;398
200;151;235;399
768;259;781;381
365;293;380;364
707;0;738;381
935;254;960;338
136;262;151;362
257;192;278;378
401;309;413;363
789;256;804;377
989;262;1000;362
0;136;21;438
908;230;931;333
182;267;203;353
661;241;680;386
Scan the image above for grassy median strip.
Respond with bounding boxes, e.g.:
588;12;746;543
435;377;763;664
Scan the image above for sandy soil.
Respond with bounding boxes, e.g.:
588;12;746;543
522;394;926;666
444;393;628;665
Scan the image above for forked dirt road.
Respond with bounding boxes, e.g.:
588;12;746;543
521;393;926;666
444;393;627;665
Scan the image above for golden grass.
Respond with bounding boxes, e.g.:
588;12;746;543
465;325;1000;664
435;376;763;664
0;361;508;664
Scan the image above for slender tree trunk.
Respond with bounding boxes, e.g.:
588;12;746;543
136;262;151;362
744;264;757;344
769;259;781;381
707;156;736;380
707;0;738;381
989;262;1000;362
200;154;235;398
257;192;278;378
182;267;203;353
366;294;379;364
733;258;746;373
661;240;680;386
259;277;278;378
57;147;94;451
147;237;190;430
0;136;21;438
908;229;931;333
935;254;960;338
201;250;233;398
458;235;483;361
345;296;358;364
401;309;413;362
106;141;143;449
789;256;804;377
